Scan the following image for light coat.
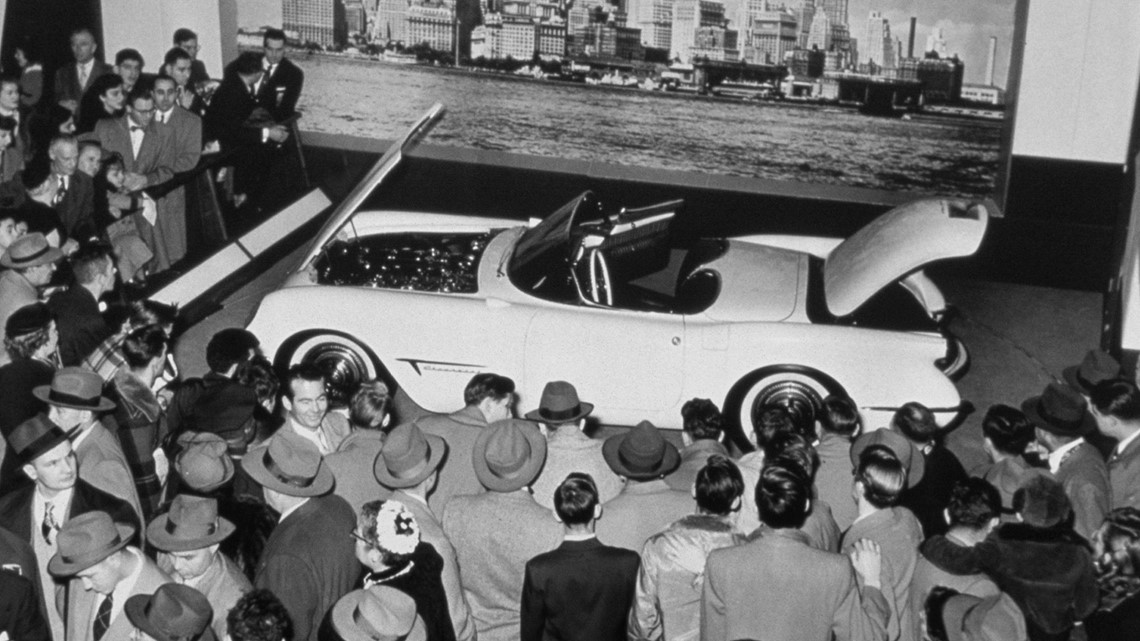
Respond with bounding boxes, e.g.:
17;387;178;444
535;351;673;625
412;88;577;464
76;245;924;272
1110;431;1140;511
1054;441;1110;541
152;106;202;270
415;405;488;514
159;550;250;641
596;479;693;552
841;507;924;641
72;420;145;527
62;549;169;641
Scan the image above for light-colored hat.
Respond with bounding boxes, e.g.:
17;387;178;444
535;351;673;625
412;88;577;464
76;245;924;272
33;366;116;412
175;432;234;493
48;511;134;576
241;430;334;497
373;423;446;489
331;586;427;641
147;495;236;552
0;232;64;268
472;419;547;492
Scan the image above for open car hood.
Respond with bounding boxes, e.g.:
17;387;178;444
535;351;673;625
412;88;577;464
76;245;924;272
825;198;992;317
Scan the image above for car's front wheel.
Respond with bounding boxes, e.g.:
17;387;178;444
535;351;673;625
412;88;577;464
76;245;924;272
275;331;390;408
722;365;848;453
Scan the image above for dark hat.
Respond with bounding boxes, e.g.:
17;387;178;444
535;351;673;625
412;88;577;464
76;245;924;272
147;495;236;552
125;583;217;641
941;592;1027;641
5;302;53;338
850;428;926;488
331;586;427;641
472;419;547;492
8;413;69;463
1020;382;1095;437
0;231;64;268
48;511;134;576
1014;475;1072;529
20;154;52;191
240;430;334;497
603;421;681;480
1062;349;1122;395
33;366;116;412
189;382;259;445
524;381;594;425
175;432;235;493
373;423;446;489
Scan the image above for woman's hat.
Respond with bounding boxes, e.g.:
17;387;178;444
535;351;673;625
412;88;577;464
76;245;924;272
33;366;116;412
147;495;236;552
1020;382;1096;438
331;586;427;641
125;583;217;641
0;231;63;268
175;432;235;493
373;423;446;489
524;381;594;425
48;511;134;576
850;428;926;488
6;302;52;338
472;419;547;492
603;421;680;480
240;430;334;497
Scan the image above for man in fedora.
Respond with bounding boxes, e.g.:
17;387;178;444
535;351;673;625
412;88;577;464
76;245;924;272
1090;378;1140;511
1063;348;1123;398
0;232;63;367
125;583;216;641
149;495;250;641
0;414;137;641
441;419;561;641
374;422;475;641
596;420;690;552
331;585;427;641
50;511;170;641
242;429;358;641
37;366;144;524
1023;381;1109;540
526;380;624;510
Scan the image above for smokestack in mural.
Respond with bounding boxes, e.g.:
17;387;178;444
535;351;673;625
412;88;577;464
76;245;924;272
986;35;997;85
907;16;915;58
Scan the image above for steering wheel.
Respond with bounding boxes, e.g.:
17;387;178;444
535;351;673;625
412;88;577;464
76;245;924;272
588;248;614;306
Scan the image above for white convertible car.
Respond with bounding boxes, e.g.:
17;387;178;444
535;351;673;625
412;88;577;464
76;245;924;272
246;105;989;449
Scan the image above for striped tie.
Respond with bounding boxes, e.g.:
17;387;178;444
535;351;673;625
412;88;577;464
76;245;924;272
93;593;112;641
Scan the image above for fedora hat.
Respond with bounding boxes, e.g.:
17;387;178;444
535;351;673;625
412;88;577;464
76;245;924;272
1021;382;1095;437
1062;349;1122;395
125;583;217;641
331;586;427;641
175;432;235;493
472;419;547;492
374;423;446;489
941;592;1027;641
8;413;69;463
240;430;334;497
850;428;926;488
603;420;681;480
5;302;53;338
524;381;594;425
33;366;116;412
147;495;236;552
48;511;134;576
0;232;64;269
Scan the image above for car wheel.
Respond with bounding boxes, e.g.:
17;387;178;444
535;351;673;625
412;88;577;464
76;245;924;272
722;365;848;453
275;332;390;408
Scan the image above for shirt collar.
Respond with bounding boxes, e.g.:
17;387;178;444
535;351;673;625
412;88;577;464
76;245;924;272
70;422;96;450
563;532;596;542
35;485;73;514
1048;437;1084;473
1116;429;1140;457
78;59;94;73
279;498;310;523
107;547;144;622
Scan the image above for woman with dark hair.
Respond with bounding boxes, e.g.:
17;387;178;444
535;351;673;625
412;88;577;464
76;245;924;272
76;73;125;134
0;114;18;183
12;38;43;112
981;404;1049;517
1086;507;1140;640
27;103;75;159
93;150;152;281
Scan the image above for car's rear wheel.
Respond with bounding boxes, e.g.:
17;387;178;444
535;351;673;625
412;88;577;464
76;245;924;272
722;365;848;453
275;331;391;409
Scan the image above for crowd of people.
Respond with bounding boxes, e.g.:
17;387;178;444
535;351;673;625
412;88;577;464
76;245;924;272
0;25;303;285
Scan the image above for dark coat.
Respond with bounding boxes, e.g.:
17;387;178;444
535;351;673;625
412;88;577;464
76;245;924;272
520;537;640;641
0;524;47;621
254;494;360;641
53;60;113;116
47;284;110;367
203;74;262;150
899;444;968;538
1086;586;1140;641
0;357;52;494
0;477;141;546
354;542;456;641
52;171;97;241
256;57;304;120
0;570;50;641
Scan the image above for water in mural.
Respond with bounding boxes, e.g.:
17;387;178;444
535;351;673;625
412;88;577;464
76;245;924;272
296;54;1001;199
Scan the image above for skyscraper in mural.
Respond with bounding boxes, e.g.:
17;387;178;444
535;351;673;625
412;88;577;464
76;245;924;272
284;0;348;46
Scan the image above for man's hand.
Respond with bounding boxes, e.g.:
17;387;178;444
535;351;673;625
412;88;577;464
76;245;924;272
123;172;147;192
60;238;80;256
266;125;290;143
849;539;883;590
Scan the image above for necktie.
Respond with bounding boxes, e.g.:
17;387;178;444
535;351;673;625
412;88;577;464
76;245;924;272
52;176;67;205
41;502;57;544
93;593;112;641
78;65;89;90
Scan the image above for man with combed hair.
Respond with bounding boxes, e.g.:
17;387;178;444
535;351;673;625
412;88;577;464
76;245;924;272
280;363;351;454
663;398;731;495
47;242;115;365
893;401;968;538
47;134;97;241
522;472;640;641
980;404;1048;516
815;395;862;531
701;462;889;641
631;454;745;641
1091;378;1140;511
150;73;201;270
54;28;112;116
173;28;210;87
255;28;304;120
113;48;147;95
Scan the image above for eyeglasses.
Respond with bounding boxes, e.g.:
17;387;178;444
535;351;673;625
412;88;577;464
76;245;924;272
349;529;369;545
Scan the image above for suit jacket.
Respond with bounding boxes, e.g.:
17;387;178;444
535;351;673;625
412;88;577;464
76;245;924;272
702;528;891;641
255;494;360;641
841;507;924;641
520;537;640;641
392;490;475;641
1055;442;1110;541
415;405;488;514
53;60;113;112
256;57;304;120
203;74;264;150
0;570;50;641
1110;433;1140;511
530;427;625;510
749;498;843;553
0;270;40;366
442;490;562;641
72;421;145;527
94;115;175;188
326;430;390;512
47;284;110;366
899;444;968;538
52;172;97;241
816;431;859;532
0;524;47;622
595;479;693;552
63;548;169;641
664;438;728;494
0;478;140;547
159;550;251;641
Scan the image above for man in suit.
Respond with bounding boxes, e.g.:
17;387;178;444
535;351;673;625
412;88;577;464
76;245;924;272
0;570;50;641
416;372;515;514
242;429;359;641
255;29;304;121
701;462;890;641
0;414;138;640
442;419;562;641
521;473;640;641
1091;378;1140;510
150;73;201;270
174;28;211;87
162;47;205;116
0;75;26;181
37;367;144;524
54;28;113;116
49;511;170;641
375;422;476;641
280;363;351;455
47;134;98;241
0;233;62;367
1024;382;1110;540
47;244;115;366
664;397;731;495
149;494;251;641
325;381;391;512
113;49;151;96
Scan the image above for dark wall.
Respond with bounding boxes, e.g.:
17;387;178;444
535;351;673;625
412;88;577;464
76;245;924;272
2;0;103;99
